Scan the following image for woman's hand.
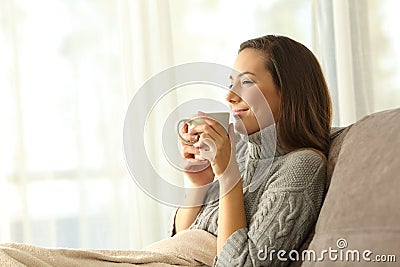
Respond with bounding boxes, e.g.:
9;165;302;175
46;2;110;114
179;122;215;187
190;117;241;190
191;116;246;254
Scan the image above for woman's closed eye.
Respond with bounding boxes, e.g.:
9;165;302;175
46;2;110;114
241;79;254;86
229;79;254;89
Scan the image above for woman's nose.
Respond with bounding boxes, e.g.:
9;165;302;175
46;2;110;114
225;89;241;104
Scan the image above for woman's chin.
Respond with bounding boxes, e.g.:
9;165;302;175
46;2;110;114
233;119;255;135
233;114;263;135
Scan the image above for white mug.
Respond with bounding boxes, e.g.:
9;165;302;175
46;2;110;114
177;112;230;146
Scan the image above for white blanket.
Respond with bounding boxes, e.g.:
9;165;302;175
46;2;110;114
0;229;217;267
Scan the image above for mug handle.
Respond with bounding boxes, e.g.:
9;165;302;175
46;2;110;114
177;119;197;146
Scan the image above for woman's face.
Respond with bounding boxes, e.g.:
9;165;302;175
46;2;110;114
226;48;281;134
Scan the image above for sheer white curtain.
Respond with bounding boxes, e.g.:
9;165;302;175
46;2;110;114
0;0;175;249
313;0;400;126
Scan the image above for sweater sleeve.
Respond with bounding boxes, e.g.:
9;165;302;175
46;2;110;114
215;151;326;266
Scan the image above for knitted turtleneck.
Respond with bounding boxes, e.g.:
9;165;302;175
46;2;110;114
171;125;326;266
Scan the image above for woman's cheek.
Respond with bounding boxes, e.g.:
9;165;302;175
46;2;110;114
240;88;275;129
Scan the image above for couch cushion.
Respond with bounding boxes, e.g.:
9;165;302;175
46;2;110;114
302;108;400;266
326;126;351;190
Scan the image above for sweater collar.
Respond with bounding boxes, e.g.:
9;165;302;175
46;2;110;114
238;124;287;159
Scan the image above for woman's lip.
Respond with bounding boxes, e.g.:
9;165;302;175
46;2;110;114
233;109;249;115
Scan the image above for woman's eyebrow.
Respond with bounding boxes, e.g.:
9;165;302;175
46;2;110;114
229;71;256;80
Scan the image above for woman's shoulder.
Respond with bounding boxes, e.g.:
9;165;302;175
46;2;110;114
267;148;327;189
281;148;327;166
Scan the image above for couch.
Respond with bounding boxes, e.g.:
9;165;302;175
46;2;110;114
292;108;400;266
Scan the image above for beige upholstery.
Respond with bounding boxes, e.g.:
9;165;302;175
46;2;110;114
300;108;400;266
326;126;351;190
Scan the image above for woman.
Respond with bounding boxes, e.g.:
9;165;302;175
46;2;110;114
173;35;332;266
0;35;331;267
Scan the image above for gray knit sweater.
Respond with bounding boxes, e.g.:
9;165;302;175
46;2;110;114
171;125;326;266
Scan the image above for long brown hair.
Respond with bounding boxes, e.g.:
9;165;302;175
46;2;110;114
239;35;332;156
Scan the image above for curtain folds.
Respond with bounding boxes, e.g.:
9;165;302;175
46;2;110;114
314;0;400;126
0;0;177;249
313;0;374;126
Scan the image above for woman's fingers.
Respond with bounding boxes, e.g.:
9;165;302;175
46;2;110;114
194;132;216;149
189;122;225;145
197;117;227;136
179;123;199;144
182;143;200;158
188;119;221;135
180;132;199;144
180;116;232;172
180;122;188;134
197;137;217;162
